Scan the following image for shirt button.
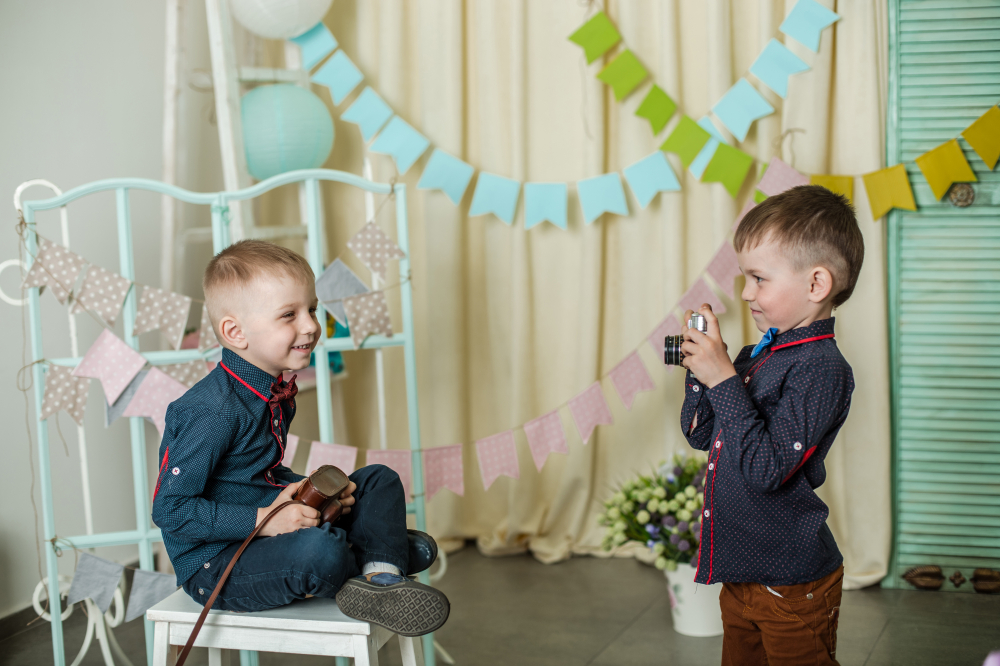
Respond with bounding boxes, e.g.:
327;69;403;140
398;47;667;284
198;588;204;595
693;385;700;393
172;467;180;475
273;419;279;426
704;510;710;518
204;562;211;569
793;442;803;451
708;463;714;471
744;377;750;384
715;442;721;449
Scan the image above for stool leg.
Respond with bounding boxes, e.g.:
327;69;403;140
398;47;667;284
399;636;425;666
208;648;230;666
152;622;171;666
351;634;379;666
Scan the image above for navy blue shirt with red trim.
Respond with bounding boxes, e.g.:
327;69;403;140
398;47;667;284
681;317;854;586
151;348;304;585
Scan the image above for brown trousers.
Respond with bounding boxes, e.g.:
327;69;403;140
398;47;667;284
720;565;844;666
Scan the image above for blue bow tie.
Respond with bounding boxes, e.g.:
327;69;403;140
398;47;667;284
751;327;780;358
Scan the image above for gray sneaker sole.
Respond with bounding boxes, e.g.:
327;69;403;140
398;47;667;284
335;578;450;637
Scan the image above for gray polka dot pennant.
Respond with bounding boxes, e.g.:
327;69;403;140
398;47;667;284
342;291;393;348
21;237;87;305
70;264;132;326
133;286;192;350
160;360;208;389
40;364;90;426
315;258;370;326
346;221;405;280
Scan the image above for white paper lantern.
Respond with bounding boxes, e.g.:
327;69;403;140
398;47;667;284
229;0;333;39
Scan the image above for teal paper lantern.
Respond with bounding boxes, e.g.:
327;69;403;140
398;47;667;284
241;84;334;181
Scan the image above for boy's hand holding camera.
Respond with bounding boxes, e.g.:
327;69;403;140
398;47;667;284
680;304;736;389
256;477;357;537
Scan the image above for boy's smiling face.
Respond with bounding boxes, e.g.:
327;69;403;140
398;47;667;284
738;233;834;334
218;274;321;378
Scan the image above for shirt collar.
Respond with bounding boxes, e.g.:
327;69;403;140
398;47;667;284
221;348;280;401
770;317;836;348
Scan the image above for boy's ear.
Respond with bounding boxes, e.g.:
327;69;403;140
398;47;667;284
808;266;834;303
218;314;248;350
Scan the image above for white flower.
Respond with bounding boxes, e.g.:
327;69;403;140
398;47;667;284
654;556;669;570
613;520;627;533
622;501;635;514
668;500;681;512
647;499;660;514
653;487;667;499
685;485;697;498
653;543;666;555
685;500;696;511
613;492;626;504
613;532;628;545
637;490;651;503
697;492;704;503
665;559;678;572
677;509;692;522
607;507;621;520
636;510;651;525
675;492;687;502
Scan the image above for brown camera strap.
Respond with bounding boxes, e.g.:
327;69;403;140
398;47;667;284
174;500;301;666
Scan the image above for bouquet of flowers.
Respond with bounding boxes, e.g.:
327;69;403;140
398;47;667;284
598;453;708;571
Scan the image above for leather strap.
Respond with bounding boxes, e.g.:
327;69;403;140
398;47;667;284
174;500;301;666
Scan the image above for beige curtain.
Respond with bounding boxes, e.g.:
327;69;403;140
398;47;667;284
277;0;890;590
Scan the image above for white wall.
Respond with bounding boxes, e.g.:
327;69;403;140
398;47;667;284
0;0;222;618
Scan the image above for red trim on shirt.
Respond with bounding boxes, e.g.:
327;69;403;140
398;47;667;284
770;334;835;351
153;447;169;501
220;362;289;488
220;362;268;401
781;445;818;485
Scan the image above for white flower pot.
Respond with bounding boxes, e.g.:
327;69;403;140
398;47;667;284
665;563;724;637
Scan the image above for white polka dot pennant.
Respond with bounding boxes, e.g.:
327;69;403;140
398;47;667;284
70;264;132;326
39;363;91;426
424;444;464;500
342;291;393;348
133;286;192;350
159;361;209;389
367;449;413;500
346;221;406;280
21;237;87;305
567;381;614;444
475;430;519;490
122;367;188;435
306;441;359;474
608;351;656;411
73;329;147;405
678;277;726;315
282;433;300;467
522;410;568;472
197;305;220;352
706;242;742;299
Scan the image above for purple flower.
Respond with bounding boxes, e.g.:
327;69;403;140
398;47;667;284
662;515;677;527
691;549;699;561
692;521;702;534
677;521;689;533
678;540;690;551
673;466;683;477
666;475;676;484
647;539;655;549
645;524;660;536
669;533;680;545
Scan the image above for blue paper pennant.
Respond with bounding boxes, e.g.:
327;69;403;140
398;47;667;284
689;116;728;180
749;39;810;98
312;50;364;105
623;152;680;208
469;173;521;224
711;79;774;142
577;173;628;224
524;183;568;230
342;87;393;142
369;116;430;175
417;149;475;204
779;0;840;53
289;22;338;71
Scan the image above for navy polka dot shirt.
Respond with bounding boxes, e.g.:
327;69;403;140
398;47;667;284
151;348;304;585
681;318;854;586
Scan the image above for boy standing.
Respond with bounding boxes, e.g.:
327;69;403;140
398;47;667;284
679;186;862;665
151;240;448;637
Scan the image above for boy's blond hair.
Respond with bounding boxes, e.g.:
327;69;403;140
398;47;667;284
734;185;864;307
203;240;315;332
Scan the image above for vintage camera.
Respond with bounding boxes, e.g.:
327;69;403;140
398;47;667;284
664;313;708;366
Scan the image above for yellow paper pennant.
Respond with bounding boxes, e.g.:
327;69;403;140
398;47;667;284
915;139;977;201
862;164;916;221
810;175;854;204
961;105;1000;170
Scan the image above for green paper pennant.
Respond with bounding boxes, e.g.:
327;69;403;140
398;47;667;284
568;11;622;64
597;50;648;101
753;189;768;203
635;85;677;135
702;144;754;198
660;116;711;168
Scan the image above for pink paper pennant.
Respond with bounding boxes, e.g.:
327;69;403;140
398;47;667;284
609;352;656;410
159;361;208;389
343;291;393;348
424;444;464;500
568;382;614;444
733;200;755;232
646;314;682;358
366;449;413;500
346;222;406;280
70;265;131;325
306;441;358;474
282;433;299;467
21;237;87;305
40;364;90;426
133;286;192;350
706;242;741;299
679;277;726;315
758;158;809;197
475;431;519;490
522;410;568;472
123;367;188;434
198;305;220;352
73;329;147;404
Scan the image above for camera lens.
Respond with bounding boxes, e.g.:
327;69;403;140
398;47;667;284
664;334;684;366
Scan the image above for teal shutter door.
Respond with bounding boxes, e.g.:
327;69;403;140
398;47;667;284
886;0;1000;590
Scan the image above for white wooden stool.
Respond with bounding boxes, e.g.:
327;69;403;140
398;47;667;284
147;589;424;666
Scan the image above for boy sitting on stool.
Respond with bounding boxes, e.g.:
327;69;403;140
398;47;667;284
679;186;862;665
151;239;448;637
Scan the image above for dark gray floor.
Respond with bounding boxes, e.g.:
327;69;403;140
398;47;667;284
3;547;998;665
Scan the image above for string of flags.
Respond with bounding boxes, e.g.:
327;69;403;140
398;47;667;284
63;551;178;622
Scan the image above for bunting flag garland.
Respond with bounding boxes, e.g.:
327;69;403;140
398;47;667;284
342;291;393;348
679;277;726;315
702;144;754;198
306;441;358;474
367;449;413;500
749;39;810;99
315;258;371;326
862;164;917;220
66;553;124;614
289;21;337;70
73;329;146;404
133;286;192;350
475;431;520;490
346;222;406;280
758;158;809;197
568;10;621;64
469;172;521;225
779;0;841;53
69;264;131;326
568;382;614;444
312;50;364;105
342;87;394;142
524;183;568;230
105;369;148;427
623;151;680;208
160;360;208;389
706;242;742;299
577;173;628;224
810;174;854;204
597;50;648;101
283;433;299;467
21;237;86;305
635;85;677;135
660;116;711;168
424;444;464;500
123;368;188;434
197;305;221;352
40;364;90;426
417;149;475;205
647;314;681;357
914;138;977;201
734;199;756;231
961;105;1000;170
124;570;178;623
522;411;568;472
609;352;655;410
711;79;775;143
688;116;727;180
369;116;430;175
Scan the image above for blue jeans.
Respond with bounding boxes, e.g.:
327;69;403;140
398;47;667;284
182;464;409;612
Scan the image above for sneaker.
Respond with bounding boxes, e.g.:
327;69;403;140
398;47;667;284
336;573;450;637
